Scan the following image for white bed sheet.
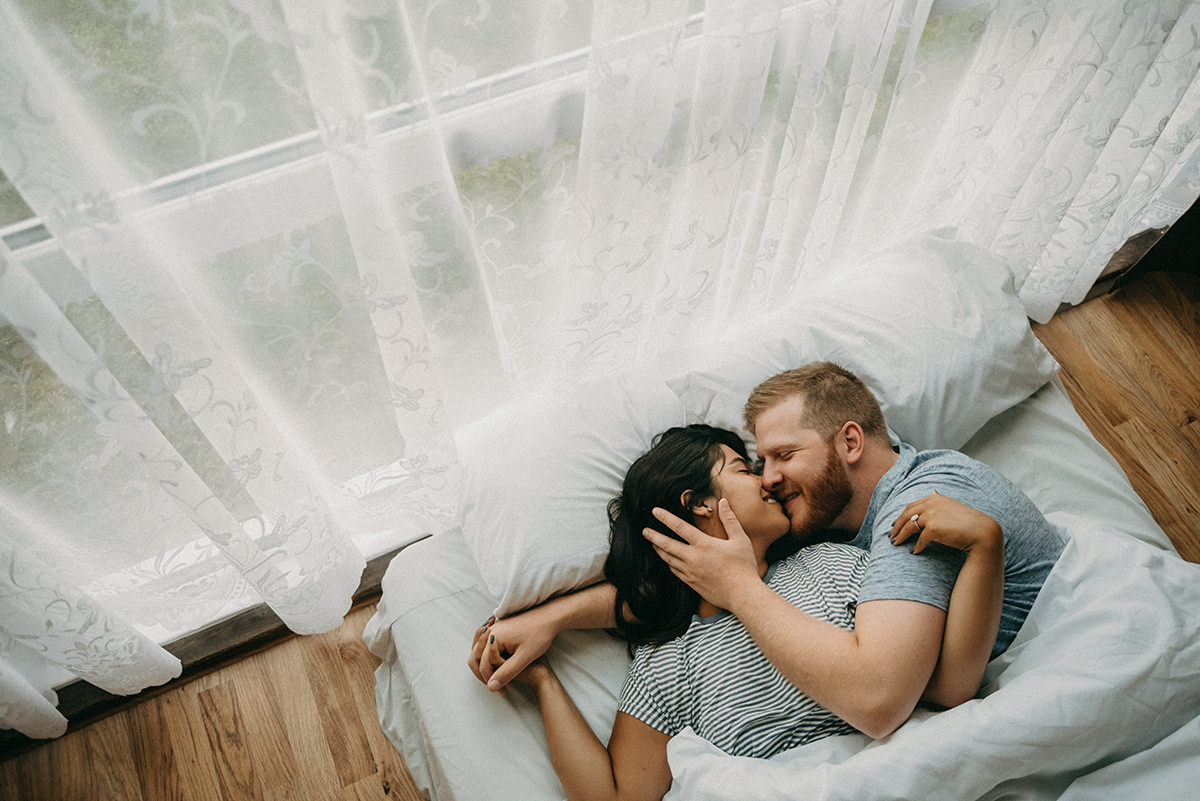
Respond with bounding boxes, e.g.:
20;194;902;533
363;527;631;801
362;377;1191;801
665;516;1200;801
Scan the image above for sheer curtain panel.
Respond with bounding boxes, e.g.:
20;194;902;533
2;0;1199;739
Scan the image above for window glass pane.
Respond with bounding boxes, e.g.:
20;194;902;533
416;0;593;98
21;0;318;179
204;215;405;485
17;0;597;186
0;169;34;227
0;307;205;567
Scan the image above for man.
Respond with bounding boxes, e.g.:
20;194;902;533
471;362;1065;737
644;362;1065;736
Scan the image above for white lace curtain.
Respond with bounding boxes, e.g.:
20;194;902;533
2;0;1198;739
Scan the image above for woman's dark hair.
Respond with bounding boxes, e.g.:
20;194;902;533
603;424;750;648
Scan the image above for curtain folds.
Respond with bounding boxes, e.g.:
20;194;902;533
1;0;1198;739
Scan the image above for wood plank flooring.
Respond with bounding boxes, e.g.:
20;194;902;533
1031;269;1200;563
0;605;425;801
1;268;1198;801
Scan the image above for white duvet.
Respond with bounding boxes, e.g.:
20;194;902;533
665;513;1200;800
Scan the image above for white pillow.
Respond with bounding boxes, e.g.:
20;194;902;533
456;231;1058;617
666;230;1060;453
455;368;686;617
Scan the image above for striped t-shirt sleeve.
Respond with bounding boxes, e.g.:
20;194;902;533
805;542;870;626
614;545;871;757
618;644;683;735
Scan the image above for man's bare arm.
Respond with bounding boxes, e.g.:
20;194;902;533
724;582;942;737
645;499;942;737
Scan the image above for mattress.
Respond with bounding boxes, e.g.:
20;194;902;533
362;376;1184;801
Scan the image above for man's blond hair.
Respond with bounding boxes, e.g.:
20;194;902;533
743;362;890;445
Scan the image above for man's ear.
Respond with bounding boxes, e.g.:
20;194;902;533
839;421;867;465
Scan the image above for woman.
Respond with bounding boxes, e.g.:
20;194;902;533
480;425;1003;801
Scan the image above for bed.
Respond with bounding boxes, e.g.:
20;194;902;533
362;231;1200;801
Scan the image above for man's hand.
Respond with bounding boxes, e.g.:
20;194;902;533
467;609;557;694
643;498;761;611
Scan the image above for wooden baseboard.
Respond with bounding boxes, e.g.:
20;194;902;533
0;539;421;761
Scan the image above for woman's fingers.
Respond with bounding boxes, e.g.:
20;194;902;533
467;622;488;681
891;500;924;539
467;615;500;684
477;634;495;683
891;504;925;544
479;627;509;684
912;526;938;555
487;648;532;693
891;491;947;539
487;635;515;694
891;520;916;545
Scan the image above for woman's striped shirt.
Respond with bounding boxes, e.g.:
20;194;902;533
617;542;869;758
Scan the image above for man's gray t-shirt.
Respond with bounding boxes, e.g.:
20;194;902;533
849;444;1067;657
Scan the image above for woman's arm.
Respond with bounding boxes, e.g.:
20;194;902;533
469;582;620;692
927;529;1003;706
890;492;1004;708
515;662;672;801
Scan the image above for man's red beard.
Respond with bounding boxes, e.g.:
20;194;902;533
785;441;853;541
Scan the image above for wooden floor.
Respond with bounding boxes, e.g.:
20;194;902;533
0;605;426;801
1032;269;1200;563
1;269;1198;801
